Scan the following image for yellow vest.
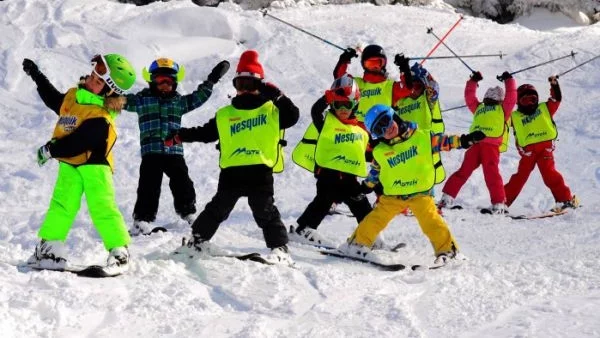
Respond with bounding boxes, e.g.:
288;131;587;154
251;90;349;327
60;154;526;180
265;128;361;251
373;129;435;195
395;95;446;183
314;113;369;177
292;123;319;172
512;103;557;147
469;103;505;138
215;101;281;170
354;78;394;122
51;88;117;170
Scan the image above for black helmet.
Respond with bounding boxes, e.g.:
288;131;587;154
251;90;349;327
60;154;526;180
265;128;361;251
361;45;387;73
361;45;387;64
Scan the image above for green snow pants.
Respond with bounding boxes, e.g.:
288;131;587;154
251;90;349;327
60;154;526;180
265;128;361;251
38;162;130;250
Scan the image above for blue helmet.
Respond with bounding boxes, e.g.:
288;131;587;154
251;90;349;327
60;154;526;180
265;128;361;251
364;104;395;139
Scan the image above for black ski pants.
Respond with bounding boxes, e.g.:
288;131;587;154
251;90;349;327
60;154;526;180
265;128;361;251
296;174;372;232
133;154;196;222
192;169;288;249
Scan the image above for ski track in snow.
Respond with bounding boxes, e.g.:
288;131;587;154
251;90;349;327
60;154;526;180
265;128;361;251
1;1;599;337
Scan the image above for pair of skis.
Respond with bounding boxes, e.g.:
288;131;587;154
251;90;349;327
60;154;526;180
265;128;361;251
447;204;570;220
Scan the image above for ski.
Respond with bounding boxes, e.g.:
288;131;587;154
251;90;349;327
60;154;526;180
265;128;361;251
18;262;125;278
320;249;406;271
508;209;568;220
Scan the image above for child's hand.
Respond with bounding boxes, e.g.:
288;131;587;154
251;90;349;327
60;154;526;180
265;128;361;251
164;131;181;147
207;60;230;84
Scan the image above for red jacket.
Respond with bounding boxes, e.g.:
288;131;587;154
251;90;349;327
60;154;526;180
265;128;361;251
517;84;562;155
333;60;412;107
464;78;517;146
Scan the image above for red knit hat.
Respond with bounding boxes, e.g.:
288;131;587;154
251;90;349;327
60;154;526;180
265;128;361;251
235;50;264;79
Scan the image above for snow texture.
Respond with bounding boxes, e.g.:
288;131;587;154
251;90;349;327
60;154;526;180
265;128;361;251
1;0;600;337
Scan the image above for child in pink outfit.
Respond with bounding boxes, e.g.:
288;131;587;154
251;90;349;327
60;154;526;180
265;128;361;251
438;71;517;213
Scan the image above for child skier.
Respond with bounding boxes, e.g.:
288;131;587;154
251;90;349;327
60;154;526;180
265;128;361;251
289;74;372;248
164;50;299;265
22;54;136;271
338;104;484;265
394;62;446;214
123;57;230;236
334;44;413;122
437;71;516;214
503;76;579;211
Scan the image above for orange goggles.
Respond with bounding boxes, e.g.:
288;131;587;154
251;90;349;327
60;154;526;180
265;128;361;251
362;57;386;71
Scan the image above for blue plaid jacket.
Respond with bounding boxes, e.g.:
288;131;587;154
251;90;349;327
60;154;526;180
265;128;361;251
124;82;213;156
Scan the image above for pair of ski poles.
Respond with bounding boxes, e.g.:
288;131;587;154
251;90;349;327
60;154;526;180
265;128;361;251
261;10;502;63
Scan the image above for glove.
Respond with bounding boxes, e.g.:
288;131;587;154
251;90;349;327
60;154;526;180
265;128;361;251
23;58;41;78
164;130;182;147
259;81;282;101
206;60;230;84
410;62;428;79
470;71;483;82
548;75;559;85
36;143;52;167
394;53;411;74
498;71;512;82
360;181;374;195
103;96;126;112
460;131;486;149
339;47;358;63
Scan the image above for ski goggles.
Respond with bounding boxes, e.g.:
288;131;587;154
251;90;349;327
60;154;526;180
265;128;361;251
362;57;386;71
90;54;123;95
153;74;175;86
371;114;393;138
332;99;357;111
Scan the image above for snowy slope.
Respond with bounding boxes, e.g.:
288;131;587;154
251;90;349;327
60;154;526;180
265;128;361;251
1;1;600;337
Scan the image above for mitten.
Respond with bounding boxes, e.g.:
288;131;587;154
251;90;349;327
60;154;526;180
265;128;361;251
394;53;411;74
548;75;559;85
259;81;282;101
360;181;374;195
206;60;230;84
37;143;52;167
498;71;513;82
460;131;486;149
23;58;41;79
339;47;358;63
410;62;429;79
164;131;182;147
470;71;483;82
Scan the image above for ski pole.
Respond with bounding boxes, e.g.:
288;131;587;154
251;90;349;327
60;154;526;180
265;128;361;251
261;10;346;52
411;53;506;60
555;52;600;78
496;51;577;81
441;104;467;113
420;15;463;66
427;27;474;72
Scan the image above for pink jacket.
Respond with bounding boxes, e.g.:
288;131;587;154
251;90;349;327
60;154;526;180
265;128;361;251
464;78;516;146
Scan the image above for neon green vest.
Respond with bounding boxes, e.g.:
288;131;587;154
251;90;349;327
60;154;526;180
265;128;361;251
373;129;435;195
216;102;281;170
396;94;433;130
512;103;557;147
354;78;394;122
314;112;369;177
469;103;505;138
292;123;319;172
394;96;445;183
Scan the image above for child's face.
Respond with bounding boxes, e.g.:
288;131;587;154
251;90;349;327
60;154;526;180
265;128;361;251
153;75;175;94
85;72;107;95
383;121;399;140
334;107;352;120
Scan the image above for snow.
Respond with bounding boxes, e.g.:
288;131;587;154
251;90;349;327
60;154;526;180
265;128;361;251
1;0;600;337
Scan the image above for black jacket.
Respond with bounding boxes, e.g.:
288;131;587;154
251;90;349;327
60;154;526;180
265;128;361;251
178;92;299;185
31;72;110;166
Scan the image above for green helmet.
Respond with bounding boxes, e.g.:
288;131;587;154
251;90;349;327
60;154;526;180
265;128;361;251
102;54;136;94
